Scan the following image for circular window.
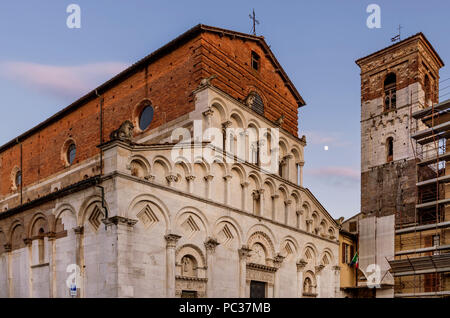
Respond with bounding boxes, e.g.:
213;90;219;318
67;143;77;165
139;106;154;131
15;170;22;187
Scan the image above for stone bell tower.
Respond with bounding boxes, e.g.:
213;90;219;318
356;33;443;223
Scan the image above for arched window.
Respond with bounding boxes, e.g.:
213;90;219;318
246;92;264;116
139;105;154;131
303;277;313;294
15;170;22;188
386;137;394;163
67;143;77;165
384;73;396;111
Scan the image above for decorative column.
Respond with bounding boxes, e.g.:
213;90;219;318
284;199;292;225
73;226;84;298
47;232;56;298
251;190;260;215
333;265;341;297
222;121;232;153
223;175;232;205
296;259;308;298
24;238;32;297
238;245;251;298
258;189;265;217
271;194;279;221
202;107;214;142
241;182;249;211
165;234;181;297
186;175;196;194
4;244;12;297
204;175;214;199
315;264;324;298
296;210;303;229
273;254;285;298
298;161;305;187
204;237;220;298
282;154;293;180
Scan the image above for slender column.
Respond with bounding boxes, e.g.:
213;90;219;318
241;182;249;211
315;265;324;298
24;238;32;297
223;175;232;205
284;199;292;225
204;175;214;199
4;244;12;297
202;108;214;142
165;234;181;297
273;255;285;298
222;121;232;154
282;154;293;180
47;232;56;298
271;194;279;221
73;226;84;297
258;189;265;217
204;237;220;297
251;190;260;215
299;161;305;187
296;259;307;298
333;266;341;298
186;175;196;194
296;210;303;229
238;246;251;298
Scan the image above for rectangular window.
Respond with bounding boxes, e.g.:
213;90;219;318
251;51;260;71
342;243;348;264
433;235;440;255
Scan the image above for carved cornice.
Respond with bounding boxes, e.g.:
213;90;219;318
185;175;196;182
102;216;138;227
175;275;208;282
238;245;252;260
315;264;325;273
296;259;308;271
247;262;278;273
73;226;84;235
166;175;179;184
165;234;182;248
202;107;214;117
204;237;220;253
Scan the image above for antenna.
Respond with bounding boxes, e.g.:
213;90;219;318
249;8;260;35
391;24;402;43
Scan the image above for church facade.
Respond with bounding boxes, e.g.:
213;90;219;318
0;25;340;298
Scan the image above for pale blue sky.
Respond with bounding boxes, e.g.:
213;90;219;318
0;1;449;219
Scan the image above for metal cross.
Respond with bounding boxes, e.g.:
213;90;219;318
249;9;260;35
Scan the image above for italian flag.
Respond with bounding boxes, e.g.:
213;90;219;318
350;252;358;268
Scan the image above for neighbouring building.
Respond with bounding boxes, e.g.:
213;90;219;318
0;25;341;298
355;32;450;297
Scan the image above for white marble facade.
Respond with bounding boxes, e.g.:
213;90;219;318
0;85;340;298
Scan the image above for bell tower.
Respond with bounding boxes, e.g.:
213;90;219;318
356;33;444;222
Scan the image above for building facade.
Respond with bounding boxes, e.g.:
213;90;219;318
0;25;341;298
356;33;449;297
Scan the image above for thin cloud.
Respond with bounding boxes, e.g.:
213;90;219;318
0;61;129;99
305;166;360;186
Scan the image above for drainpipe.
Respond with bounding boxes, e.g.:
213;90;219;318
94;90;108;227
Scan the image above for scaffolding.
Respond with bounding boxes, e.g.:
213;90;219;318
389;97;450;297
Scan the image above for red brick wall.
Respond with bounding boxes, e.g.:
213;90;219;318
0;31;300;202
